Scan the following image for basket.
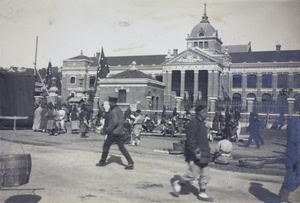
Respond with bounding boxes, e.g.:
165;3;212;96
261;156;281;164
239;158;265;169
0;154;32;187
173;143;185;152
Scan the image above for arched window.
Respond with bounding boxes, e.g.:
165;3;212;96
262;93;272;113
118;89;126;103
262;74;272;88
232;93;242;111
232;93;242;103
277;93;288;113
70;77;76;84
247;93;256;100
277;74;288;88
232;75;242;88
247;74;257;88
156;97;159;110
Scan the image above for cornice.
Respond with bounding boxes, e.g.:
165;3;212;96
230;61;300;69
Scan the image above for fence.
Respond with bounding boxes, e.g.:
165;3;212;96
182;99;297;114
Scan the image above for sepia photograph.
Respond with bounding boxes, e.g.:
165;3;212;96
0;0;300;202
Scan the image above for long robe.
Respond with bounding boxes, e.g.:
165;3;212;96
32;107;42;130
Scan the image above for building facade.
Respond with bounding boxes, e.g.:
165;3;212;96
61;5;300;114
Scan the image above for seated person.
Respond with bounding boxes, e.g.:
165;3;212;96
214;138;232;165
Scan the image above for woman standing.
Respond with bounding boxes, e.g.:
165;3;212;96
40;104;48;133
70;105;80;134
79;104;89;138
32;103;42;131
46;103;57;136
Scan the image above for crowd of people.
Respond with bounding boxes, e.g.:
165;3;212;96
32;102;93;138
209;108;241;142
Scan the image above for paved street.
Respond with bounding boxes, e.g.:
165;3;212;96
0;128;299;203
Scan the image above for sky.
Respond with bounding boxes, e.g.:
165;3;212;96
0;0;299;69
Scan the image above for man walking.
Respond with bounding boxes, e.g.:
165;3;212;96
96;97;134;170
172;105;213;202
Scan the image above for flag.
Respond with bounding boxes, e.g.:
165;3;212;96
96;47;110;83
222;85;231;102
45;61;52;88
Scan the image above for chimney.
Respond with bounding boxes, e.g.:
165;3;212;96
96;52;100;59
173;49;178;56
276;44;281;53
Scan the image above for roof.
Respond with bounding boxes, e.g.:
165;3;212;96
230;50;300;63
189;22;216;38
221;44;251;53
110;69;153;79
90;55;167;67
67;54;93;61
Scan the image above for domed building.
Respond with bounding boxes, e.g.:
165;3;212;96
61;4;300;116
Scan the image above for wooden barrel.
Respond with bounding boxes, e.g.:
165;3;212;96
0;154;31;187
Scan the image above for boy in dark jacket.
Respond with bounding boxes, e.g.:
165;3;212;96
172;105;213;202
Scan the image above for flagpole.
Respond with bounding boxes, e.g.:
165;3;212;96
33;36;54;105
34;36;38;76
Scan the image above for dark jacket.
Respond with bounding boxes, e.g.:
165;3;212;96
106;105;124;135
184;115;211;164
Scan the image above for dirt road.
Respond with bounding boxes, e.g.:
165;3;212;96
0;129;299;203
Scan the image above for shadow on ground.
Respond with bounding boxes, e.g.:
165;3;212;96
5;194;41;203
249;182;281;203
106;155;127;166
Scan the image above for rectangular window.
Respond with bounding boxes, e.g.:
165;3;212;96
233;75;242;88
118;90;126;103
247;74;257;88
294;73;300;88
262;74;272;88
204;41;209;49
89;77;95;88
199;42;203;48
277;74;288;88
194;42;198;47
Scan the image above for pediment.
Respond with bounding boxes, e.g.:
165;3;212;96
163;48;221;65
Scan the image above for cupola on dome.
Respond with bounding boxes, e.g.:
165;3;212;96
188;3;216;38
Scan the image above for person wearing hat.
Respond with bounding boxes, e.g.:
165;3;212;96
172;105;214;202
244;111;266;149
96;97;134;170
131;109;144;146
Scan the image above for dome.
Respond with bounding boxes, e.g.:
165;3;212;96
189;22;216;38
188;3;216;38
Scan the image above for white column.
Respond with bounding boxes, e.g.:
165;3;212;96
207;70;213;98
167;71;172;96
180;70;185;97
213;70;219;97
193;70;199;101
287;98;295;115
257;73;262;102
272;73;278;97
